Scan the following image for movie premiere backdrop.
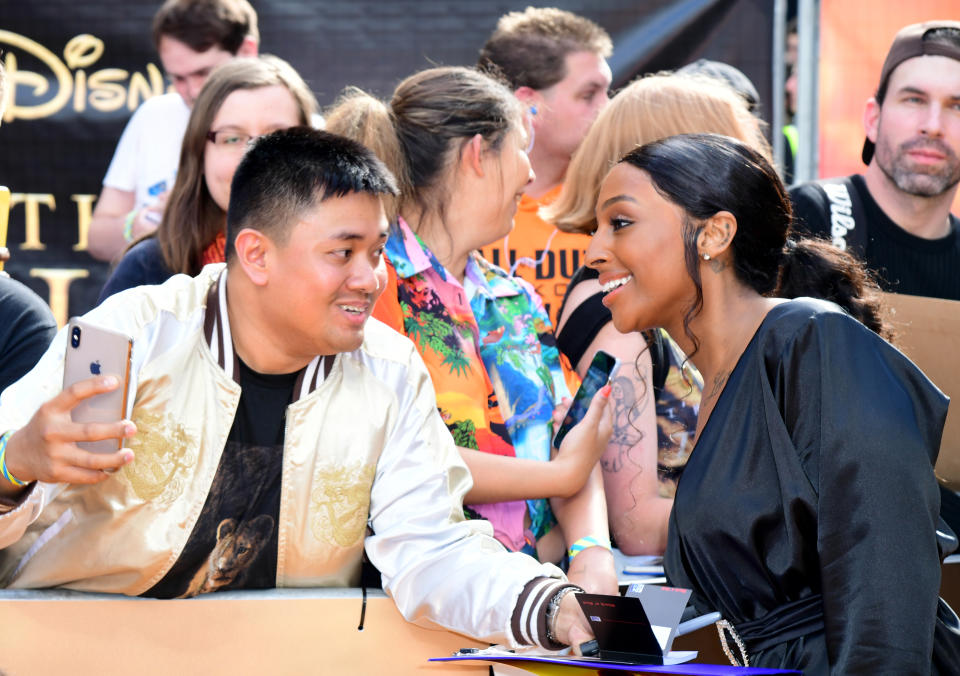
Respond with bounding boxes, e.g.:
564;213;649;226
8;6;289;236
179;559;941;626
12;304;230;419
1;0;774;325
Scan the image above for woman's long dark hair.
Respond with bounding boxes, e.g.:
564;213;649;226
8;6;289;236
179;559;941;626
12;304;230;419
620;133;890;342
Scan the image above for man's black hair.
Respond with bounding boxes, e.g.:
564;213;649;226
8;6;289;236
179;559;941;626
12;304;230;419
226;127;399;260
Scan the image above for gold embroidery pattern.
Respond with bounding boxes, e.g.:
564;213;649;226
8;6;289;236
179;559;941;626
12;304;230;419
122;409;198;503
310;463;376;547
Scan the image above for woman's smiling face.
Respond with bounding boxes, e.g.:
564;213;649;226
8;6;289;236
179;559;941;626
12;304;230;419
587;162;697;335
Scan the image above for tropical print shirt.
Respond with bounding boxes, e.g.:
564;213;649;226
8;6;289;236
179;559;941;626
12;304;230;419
373;218;577;553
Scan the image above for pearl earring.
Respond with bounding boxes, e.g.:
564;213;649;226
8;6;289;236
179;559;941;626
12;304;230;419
701;253;711;261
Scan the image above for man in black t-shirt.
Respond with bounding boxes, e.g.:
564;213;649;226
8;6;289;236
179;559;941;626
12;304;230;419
0;129;608;652
789;21;960;300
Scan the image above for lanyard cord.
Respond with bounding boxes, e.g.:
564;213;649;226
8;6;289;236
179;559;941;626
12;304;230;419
504;227;560;277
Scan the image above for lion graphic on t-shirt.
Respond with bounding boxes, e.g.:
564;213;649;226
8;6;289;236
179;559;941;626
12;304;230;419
178;514;274;598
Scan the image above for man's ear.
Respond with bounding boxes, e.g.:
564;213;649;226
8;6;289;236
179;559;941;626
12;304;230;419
459;133;485;178
514;86;539;106
237;36;258;58
232;228;271;286
863;97;880;146
697;211;738;259
514;86;543;123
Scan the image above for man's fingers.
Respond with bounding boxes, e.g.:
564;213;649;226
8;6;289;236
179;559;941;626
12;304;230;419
66;419;136;443
25;444;134;484
569;624;595;655
57;465;124;485
555;594;595;650
67;447;135;472
56;375;121;411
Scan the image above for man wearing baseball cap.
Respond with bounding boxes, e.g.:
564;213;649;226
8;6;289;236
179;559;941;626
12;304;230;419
790;21;960;300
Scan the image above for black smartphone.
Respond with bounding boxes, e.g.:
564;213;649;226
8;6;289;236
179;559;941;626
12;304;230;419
552;350;620;449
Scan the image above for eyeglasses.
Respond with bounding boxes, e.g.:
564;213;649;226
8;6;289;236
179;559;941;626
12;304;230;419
206;130;259;150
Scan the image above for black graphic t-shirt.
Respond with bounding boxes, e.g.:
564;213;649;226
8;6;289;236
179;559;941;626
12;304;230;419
143;358;297;598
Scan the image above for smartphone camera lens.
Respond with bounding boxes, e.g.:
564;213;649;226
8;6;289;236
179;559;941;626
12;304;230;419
70;326;81;348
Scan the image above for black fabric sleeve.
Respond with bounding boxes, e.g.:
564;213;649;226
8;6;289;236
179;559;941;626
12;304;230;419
0;277;57;393
788;182;832;239
556;266;612;368
98;237;174;304
556;292;612;368
772;311;945;672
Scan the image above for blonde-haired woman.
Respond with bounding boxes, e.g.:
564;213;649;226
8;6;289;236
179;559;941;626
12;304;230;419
544;72;771;556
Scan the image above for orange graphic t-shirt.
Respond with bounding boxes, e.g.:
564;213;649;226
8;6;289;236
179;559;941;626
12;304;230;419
479;185;592;324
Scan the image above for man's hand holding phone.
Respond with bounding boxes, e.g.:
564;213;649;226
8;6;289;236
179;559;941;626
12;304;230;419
554;590;596;653
0;376;136;498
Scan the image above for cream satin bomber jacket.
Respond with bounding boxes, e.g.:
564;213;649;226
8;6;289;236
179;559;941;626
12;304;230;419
0;265;564;645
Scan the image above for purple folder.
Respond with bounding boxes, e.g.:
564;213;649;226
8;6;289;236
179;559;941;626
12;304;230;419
429;654;801;674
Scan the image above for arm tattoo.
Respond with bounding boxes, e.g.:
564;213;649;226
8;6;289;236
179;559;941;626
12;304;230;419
600;374;644;473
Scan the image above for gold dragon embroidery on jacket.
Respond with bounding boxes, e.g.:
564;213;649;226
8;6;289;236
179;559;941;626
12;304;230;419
310;463;376;547
122;409;198;502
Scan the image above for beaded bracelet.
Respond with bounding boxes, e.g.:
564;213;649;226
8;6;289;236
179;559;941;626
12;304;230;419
716;618;750;666
568;534;611;560
0;430;28;488
122;209;139;242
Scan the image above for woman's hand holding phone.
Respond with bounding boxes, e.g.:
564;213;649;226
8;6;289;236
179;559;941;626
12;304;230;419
550;385;613;497
0;376;136;496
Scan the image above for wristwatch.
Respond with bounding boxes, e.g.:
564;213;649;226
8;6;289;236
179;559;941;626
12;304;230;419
545;584;583;647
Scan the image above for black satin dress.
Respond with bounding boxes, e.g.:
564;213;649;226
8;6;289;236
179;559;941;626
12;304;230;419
664;298;953;674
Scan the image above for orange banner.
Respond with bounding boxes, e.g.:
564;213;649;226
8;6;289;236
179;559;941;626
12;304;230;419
818;0;960;213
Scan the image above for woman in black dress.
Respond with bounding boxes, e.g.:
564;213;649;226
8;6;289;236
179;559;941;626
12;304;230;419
586;133;955;673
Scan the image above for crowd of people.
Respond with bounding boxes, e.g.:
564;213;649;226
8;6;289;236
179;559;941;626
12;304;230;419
1;1;959;672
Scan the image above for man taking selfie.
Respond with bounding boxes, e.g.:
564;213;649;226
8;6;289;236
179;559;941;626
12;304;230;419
0;128;607;650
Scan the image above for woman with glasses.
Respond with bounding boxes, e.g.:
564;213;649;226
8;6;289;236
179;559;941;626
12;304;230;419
99;56;317;302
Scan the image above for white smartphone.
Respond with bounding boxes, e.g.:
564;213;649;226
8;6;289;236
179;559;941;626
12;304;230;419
62;317;133;453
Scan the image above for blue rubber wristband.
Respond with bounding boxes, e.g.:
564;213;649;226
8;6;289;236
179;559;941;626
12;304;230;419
0;431;28;488
568;534;611;560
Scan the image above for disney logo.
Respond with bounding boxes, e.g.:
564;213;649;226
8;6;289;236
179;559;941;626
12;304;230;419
1;30;169;122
